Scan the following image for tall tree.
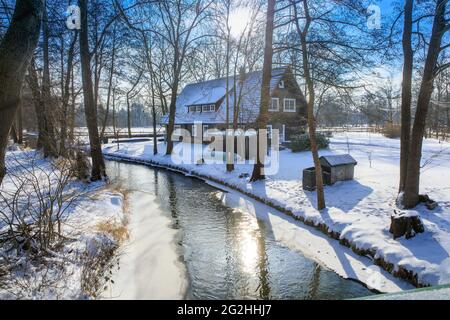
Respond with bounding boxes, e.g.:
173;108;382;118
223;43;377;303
0;0;44;184
292;0;325;209
160;0;212;155
40;2;57;157
79;0;106;181
399;0;414;193
249;0;275;182
403;0;448;208
59;31;78;155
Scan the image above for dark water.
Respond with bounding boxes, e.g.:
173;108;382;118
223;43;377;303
106;161;374;300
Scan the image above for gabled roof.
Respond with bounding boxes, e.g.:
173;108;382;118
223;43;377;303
320;154;357;167
160;67;294;125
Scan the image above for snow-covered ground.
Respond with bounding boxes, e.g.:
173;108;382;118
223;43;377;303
0;149;126;299
102;131;450;290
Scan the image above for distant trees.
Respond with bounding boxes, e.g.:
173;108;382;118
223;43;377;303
0;0;44;185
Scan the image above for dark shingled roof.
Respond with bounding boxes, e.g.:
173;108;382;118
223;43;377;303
160;67;294;125
319;154;357;167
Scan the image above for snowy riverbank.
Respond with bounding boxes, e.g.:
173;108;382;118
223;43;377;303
0;149;127;299
102;132;450;290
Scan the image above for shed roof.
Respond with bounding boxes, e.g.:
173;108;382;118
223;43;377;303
319;154;357;167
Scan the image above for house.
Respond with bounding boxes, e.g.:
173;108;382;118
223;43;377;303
160;67;307;143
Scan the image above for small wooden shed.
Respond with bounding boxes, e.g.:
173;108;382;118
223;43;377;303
319;154;357;185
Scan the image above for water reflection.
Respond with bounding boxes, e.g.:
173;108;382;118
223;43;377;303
106;161;374;300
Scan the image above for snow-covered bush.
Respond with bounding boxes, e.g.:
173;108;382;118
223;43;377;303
289;133;330;152
0;153;84;253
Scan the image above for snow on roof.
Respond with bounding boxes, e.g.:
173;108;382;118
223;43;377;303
160;67;289;125
320;154;357;167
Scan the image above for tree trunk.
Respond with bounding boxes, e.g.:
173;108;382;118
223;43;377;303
69;65;76;142
166;81;179;155
10;123;18;143
294;0;325;209
41;3;57;157
0;0;44;185
17;101;23;144
399;0;413;193
100;29;116;140
403;0;447;208
126;94;132;138
79;0;106;181
27;60;45;148
249;0;275;182
152;103;158;155
60;31;78;155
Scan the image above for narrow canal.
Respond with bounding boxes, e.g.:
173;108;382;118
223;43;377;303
104;160;374;300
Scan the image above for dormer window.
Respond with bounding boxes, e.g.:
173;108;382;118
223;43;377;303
188;105;206;112
202;104;215;112
279;80;285;89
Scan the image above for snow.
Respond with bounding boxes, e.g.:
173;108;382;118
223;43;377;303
102;131;450;291
364;285;450;300
320;154;357;166
0;150;126;299
102;192;188;300
160;67;287;125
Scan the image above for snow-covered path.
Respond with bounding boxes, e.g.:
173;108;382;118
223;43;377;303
103;191;188;299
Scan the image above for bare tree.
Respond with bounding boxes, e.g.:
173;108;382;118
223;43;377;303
249;0;275;182
159;0;212;155
399;0;414;193
79;0;106;181
404;0;449;208
291;0;325;209
0;0;44;185
59;31;78;156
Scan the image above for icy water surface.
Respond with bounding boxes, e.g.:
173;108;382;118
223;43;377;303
106;161;374;300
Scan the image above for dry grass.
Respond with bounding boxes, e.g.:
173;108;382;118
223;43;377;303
96;220;129;244
382;123;402;139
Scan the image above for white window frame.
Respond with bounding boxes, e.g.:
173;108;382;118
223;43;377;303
192;124;198;137
196;106;202;112
279;80;285;89
269;98;279;112
202;104;215;112
284;98;296;112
